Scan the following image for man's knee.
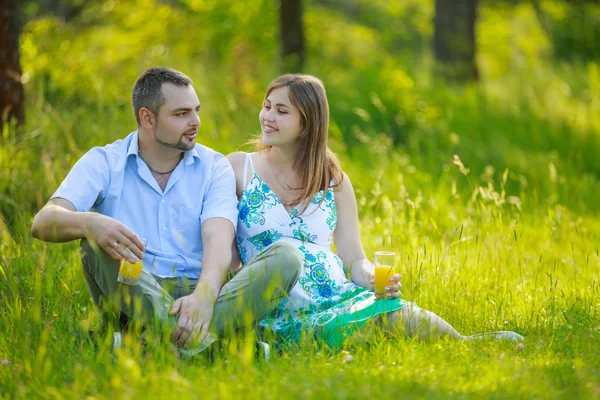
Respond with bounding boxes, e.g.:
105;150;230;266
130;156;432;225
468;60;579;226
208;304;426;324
80;238;112;262
80;238;92;261
80;238;96;273
269;241;302;291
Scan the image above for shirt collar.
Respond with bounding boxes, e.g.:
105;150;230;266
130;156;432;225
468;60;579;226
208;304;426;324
183;146;200;166
126;131;140;158
127;130;201;166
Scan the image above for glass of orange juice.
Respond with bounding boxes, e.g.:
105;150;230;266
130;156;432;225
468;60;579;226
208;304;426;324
374;251;397;297
117;238;147;286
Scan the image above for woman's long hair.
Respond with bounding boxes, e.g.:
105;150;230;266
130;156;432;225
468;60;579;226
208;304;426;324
255;74;343;210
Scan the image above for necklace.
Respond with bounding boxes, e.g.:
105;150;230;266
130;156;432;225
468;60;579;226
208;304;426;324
138;150;179;175
267;152;300;208
267;152;293;188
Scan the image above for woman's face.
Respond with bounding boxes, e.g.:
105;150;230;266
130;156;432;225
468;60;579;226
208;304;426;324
259;86;302;148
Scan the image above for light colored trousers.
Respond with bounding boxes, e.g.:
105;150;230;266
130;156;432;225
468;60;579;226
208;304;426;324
80;239;302;355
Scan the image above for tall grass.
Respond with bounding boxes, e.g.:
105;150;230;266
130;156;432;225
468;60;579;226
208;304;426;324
1;0;600;398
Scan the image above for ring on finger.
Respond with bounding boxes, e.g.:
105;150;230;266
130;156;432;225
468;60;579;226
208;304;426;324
113;241;119;248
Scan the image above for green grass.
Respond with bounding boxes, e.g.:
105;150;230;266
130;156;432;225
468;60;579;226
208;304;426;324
2;0;600;398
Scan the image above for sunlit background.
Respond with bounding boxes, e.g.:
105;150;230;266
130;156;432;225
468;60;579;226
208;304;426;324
1;0;600;398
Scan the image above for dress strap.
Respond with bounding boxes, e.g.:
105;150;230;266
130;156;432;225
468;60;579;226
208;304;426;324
242;153;256;189
248;153;256;173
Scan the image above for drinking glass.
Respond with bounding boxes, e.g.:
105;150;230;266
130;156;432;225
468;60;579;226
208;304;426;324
117;238;147;286
373;251;397;297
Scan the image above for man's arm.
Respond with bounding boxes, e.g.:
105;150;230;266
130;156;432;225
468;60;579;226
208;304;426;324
32;198;89;242
31;198;144;262
169;153;238;347
30;146;146;261
229;240;242;272
170;217;234;347
196;217;234;300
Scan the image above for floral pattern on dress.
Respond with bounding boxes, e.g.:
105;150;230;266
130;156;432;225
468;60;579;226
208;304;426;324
236;235;247;263
248;228;283;251
325;204;337;232
293;222;318;243
238;175;280;229
235;156;408;347
296;245;341;303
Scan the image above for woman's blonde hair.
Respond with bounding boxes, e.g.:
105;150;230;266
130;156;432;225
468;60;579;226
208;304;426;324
255;74;343;210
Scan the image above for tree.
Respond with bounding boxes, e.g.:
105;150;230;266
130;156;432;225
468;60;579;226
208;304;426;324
433;0;479;81
24;0;87;22
0;0;25;131
279;0;305;73
531;0;600;62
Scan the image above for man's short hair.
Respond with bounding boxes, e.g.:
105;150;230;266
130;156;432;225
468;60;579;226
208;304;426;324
131;67;192;125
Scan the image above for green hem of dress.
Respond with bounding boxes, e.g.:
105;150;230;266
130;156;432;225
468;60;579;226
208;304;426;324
320;298;409;349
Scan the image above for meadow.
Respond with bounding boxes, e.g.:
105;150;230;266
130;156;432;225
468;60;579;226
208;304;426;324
1;0;599;398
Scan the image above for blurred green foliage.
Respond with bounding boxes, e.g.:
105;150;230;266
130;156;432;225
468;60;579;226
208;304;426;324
1;1;600;397
534;0;600;62
6;0;597;223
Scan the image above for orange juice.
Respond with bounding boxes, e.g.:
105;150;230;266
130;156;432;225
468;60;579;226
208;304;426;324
118;260;143;285
117;237;147;286
374;264;396;295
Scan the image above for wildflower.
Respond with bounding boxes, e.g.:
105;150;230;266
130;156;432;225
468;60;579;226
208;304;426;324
52;313;58;318
1;360;8;365
341;351;353;363
515;343;525;350
452;154;470;175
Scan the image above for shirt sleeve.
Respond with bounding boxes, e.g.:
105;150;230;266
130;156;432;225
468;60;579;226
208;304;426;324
50;147;110;212
200;154;238;231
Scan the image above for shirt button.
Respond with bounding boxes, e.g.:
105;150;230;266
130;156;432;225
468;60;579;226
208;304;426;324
161;199;165;204
162;226;167;231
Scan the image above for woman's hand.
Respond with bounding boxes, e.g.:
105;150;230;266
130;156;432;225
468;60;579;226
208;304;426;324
349;259;375;289
370;273;403;299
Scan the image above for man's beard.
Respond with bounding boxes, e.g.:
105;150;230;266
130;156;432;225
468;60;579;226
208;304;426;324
155;135;193;151
154;126;196;151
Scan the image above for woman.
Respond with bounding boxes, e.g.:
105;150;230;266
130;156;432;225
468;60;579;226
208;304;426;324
227;74;523;348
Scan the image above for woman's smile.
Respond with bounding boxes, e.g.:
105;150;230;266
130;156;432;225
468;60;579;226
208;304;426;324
262;124;278;134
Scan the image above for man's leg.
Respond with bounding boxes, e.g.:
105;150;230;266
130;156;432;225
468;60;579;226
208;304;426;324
209;241;302;336
81;239;173;322
80;239;216;354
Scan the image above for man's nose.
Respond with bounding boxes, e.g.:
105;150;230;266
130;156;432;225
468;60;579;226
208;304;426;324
190;113;200;126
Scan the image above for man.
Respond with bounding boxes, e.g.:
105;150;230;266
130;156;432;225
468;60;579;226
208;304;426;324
31;67;302;355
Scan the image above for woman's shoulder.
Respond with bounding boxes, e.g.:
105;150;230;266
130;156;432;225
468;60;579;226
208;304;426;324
226;151;250;173
333;171;354;200
226;151;247;163
331;171;350;191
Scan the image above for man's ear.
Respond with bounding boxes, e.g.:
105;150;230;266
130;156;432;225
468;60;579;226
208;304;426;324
139;107;155;130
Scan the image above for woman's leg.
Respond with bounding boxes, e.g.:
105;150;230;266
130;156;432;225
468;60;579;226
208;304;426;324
383;304;465;341
382;304;524;342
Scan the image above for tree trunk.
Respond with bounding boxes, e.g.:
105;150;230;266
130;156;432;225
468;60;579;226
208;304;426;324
279;0;305;73
433;0;479;81
0;0;25;131
39;0;87;22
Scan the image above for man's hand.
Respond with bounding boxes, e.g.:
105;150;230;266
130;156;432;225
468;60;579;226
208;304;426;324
169;289;217;348
167;217;233;348
85;213;145;263
31;198;145;263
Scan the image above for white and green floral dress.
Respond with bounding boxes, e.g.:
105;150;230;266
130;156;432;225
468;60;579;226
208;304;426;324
235;154;410;348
